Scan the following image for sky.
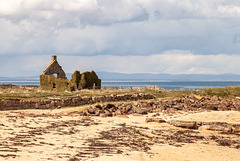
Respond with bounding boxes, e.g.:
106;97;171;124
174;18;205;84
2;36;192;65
1;0;240;77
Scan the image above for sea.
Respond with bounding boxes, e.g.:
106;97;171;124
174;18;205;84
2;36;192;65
1;80;240;90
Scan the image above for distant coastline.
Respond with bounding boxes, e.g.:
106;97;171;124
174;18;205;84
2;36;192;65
2;72;240;90
1;80;240;90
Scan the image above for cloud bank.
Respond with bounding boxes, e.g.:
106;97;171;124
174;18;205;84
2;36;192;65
1;0;240;76
1;51;240;77
1;0;240;56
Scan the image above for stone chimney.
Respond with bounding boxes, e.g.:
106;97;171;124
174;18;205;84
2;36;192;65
52;55;57;61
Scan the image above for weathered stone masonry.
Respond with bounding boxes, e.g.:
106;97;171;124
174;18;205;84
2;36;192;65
40;55;101;91
0;93;154;110
42;55;67;79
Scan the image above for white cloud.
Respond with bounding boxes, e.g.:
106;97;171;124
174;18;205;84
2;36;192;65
2;51;240;77
59;52;240;75
0;1;240;56
1;0;240;76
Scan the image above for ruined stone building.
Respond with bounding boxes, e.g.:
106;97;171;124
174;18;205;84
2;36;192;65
40;55;101;91
42;55;67;79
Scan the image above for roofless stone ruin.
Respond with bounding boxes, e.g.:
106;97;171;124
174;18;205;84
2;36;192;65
40;55;101;91
42;55;67;79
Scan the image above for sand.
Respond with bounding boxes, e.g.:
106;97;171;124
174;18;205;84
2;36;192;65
0;107;239;161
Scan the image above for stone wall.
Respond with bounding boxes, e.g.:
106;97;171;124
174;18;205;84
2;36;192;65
0;84;17;89
42;55;67;79
70;70;101;90
40;70;101;91
40;55;101;91
79;71;101;89
0;93;154;111
0;84;39;89
40;74;69;91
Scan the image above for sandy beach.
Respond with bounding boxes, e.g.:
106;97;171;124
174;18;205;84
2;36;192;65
0;106;239;161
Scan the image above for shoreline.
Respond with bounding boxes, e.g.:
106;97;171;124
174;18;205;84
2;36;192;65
2;80;240;91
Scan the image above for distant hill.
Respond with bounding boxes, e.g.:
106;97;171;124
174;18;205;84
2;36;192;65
1;72;240;81
95;72;240;81
0;76;40;81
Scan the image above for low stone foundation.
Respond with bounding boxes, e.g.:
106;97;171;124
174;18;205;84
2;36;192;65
0;84;39;89
0;93;154;110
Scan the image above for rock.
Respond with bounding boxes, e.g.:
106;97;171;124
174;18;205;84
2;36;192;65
125;105;133;113
105;104;115;110
94;111;100;116
231;124;240;133
82;96;91;103
205;104;218;111
115;109;122;115
199;122;232;132
145;118;166;123
135;108;148;114
212;96;219;101
69;157;80;161
104;111;113;117
132;113;143;116
167;120;198;129
141;102;148;108
80;111;87;116
171;101;177;105
202;122;229;126
196;121;202;126
84;110;90;116
87;108;95;114
199;125;232;132
117;115;129;118
151;113;160;117
193;95;204;101
100;113;106;117
172;105;182;110
95;104;102;110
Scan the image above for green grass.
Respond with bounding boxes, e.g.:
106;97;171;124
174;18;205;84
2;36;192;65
1;86;240;100
157;86;240;99
0;87;159;100
198;86;240;98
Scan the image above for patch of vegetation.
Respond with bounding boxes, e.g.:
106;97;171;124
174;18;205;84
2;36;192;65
79;71;101;89
156;89;198;99
0;87;155;100
70;70;81;91
198;86;240;98
40;70;101;91
40;74;69;91
1;85;240;100
154;86;240;99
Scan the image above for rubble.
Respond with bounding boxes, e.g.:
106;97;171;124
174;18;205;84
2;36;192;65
1;93;240;121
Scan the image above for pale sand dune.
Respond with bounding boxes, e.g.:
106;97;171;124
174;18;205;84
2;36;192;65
0;109;239;161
